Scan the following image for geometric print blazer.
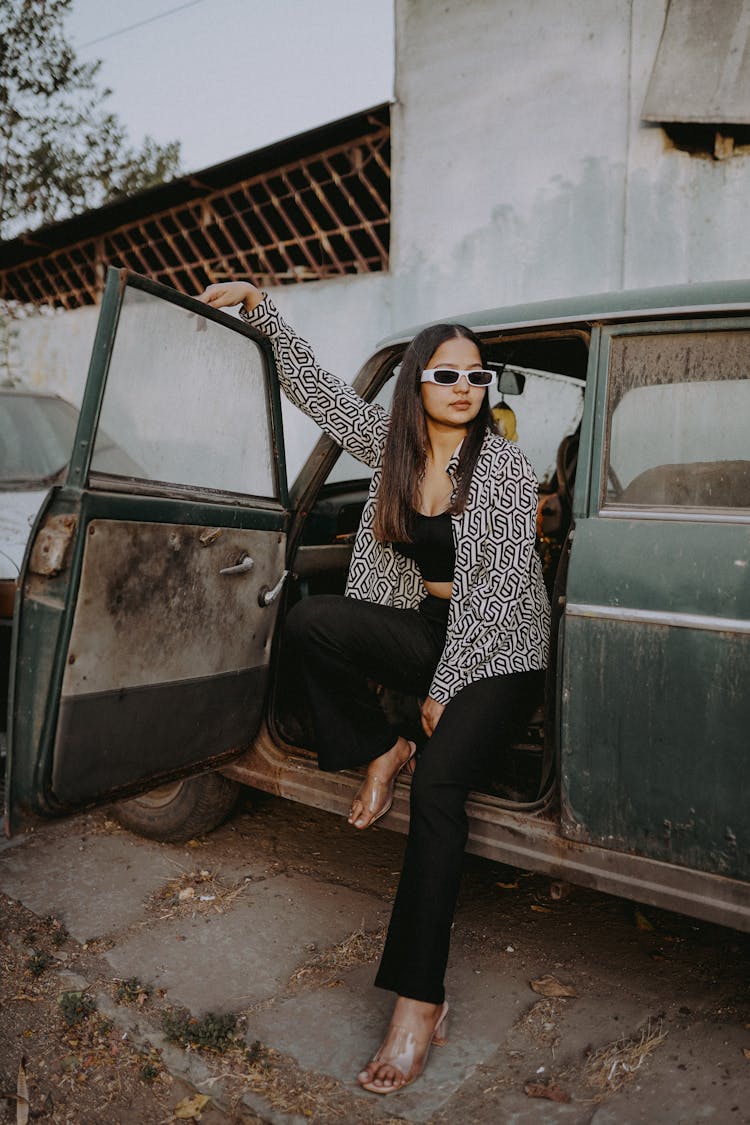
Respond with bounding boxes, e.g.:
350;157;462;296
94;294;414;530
241;296;550;705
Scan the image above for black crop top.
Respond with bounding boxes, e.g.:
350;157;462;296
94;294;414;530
393;510;455;582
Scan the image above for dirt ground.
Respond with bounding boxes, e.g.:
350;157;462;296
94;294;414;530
2;793;750;1124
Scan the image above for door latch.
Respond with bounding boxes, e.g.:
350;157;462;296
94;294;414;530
258;570;289;606
220;555;254;576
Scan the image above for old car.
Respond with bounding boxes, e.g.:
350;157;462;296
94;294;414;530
4;269;749;933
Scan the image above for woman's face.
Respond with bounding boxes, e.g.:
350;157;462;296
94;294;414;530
420;336;486;428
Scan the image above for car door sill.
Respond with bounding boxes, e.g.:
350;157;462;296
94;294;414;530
220;725;750;934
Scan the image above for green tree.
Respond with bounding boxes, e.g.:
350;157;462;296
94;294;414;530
0;0;181;239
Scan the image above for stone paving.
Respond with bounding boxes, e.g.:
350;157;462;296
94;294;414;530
1;798;749;1123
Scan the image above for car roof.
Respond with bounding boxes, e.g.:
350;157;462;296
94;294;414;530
379;278;750;347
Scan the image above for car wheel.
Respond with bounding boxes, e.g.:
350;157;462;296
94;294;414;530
113;773;241;843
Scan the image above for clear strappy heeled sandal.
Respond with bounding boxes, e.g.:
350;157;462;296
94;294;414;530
357;1001;449;1094
348;741;416;829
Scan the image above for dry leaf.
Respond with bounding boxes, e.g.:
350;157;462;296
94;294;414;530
742;1047;750;1060
524;1080;570;1103
178;887;196;902
16;1057;29;1125
530;974;577;999
173;1093;210;1119
634;909;654;931
530;904;553;914
496;881;519;889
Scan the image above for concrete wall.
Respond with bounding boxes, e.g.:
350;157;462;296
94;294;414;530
391;0;750;323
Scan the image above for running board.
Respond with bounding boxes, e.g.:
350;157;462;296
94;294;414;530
221;725;750;934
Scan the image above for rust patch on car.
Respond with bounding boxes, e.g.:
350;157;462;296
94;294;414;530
29;515;78;577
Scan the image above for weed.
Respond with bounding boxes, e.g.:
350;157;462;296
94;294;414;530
161;1009;239;1053
245;1038;272;1071
25;949;54;977
140;1061;162;1081
114;977;151;1005
50;923;70;948
43;915;69;947
58;990;96;1026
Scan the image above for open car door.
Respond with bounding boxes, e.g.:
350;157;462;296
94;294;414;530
5;270;289;835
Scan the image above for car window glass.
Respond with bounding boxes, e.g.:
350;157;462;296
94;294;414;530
91;287;277;498
489;366;584;488
1;395;79;483
604;330;750;510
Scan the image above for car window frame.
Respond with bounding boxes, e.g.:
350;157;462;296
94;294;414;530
68;269;289;511
592;316;750;526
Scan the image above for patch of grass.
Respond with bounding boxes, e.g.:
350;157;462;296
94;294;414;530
161;1009;239;1053
582;1017;667;1097
114;977;151;1005
50;922;70;948
245;1039;271;1069
139;1050;163;1082
288;923;387;992
58;990;96;1026
25;948;54;977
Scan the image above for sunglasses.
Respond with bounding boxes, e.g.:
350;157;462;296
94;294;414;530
420;367;494;387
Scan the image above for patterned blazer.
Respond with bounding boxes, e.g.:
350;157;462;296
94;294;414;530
241;296;550;705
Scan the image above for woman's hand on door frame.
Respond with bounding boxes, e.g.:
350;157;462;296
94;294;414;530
197;281;264;313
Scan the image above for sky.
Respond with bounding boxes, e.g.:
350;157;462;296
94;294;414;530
65;0;395;175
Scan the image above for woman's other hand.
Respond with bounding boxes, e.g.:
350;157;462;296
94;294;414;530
420;696;445;738
197;281;264;312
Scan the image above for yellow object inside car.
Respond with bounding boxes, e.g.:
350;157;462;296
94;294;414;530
492;402;518;442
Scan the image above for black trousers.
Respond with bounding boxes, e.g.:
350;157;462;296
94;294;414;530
284;593;542;1004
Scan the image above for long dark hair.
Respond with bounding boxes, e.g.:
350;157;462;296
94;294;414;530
373;323;497;543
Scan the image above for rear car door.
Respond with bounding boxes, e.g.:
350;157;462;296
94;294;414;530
5;270;289;834
561;316;750;880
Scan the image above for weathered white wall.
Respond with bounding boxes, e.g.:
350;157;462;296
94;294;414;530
391;0;750;323
623;0;750;287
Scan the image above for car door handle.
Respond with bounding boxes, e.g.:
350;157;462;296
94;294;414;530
220;554;255;576
258;570;289;606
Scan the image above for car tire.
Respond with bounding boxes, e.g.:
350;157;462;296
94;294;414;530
113;772;241;843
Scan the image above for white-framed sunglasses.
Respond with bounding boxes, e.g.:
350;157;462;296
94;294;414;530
420;367;494;387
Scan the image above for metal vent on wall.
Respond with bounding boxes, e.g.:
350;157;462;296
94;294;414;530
0;110;391;309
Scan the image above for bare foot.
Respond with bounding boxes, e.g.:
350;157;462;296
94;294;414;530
347;737;415;830
357;997;448;1093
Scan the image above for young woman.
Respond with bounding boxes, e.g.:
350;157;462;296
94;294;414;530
198;281;550;1094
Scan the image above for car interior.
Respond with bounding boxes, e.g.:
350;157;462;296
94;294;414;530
271;329;591;815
